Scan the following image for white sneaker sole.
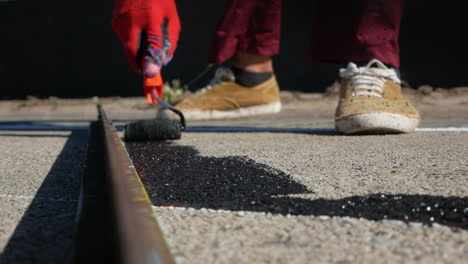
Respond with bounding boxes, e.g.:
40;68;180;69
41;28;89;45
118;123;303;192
335;112;420;134
182;102;282;121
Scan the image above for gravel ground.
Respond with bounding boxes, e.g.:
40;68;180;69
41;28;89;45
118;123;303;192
155;208;468;264
0;131;86;263
0;88;467;263
126;131;468;264
1;88;467;123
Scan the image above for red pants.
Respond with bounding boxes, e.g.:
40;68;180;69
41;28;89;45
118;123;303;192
209;0;404;68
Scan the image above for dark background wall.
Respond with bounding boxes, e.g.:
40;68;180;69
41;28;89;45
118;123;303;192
1;0;467;99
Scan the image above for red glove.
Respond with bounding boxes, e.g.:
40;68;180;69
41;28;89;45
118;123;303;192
112;0;180;103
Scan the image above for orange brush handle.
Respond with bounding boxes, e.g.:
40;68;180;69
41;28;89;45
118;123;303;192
143;73;163;104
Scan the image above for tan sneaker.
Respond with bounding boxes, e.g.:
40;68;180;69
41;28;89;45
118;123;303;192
175;68;281;120
335;59;420;134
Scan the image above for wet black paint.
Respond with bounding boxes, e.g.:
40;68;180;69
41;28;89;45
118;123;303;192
127;142;310;207
126;142;468;230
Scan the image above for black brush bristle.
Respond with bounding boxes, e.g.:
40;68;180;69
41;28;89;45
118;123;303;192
124;119;182;141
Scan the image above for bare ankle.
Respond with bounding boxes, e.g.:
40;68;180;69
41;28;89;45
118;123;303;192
233;51;273;73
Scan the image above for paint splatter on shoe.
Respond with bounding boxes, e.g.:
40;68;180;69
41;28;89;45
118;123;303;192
335;59;420;134
175;67;281;120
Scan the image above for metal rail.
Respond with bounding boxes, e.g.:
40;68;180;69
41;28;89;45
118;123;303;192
72;105;174;264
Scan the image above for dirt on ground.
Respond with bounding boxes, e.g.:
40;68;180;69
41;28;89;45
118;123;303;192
0;86;467;121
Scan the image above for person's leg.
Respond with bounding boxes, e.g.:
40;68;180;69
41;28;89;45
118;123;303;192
176;0;282;120
210;0;280;87
208;0;258;65
209;0;281;68
231;51;274;87
310;0;403;68
232;51;273;73
310;0;419;134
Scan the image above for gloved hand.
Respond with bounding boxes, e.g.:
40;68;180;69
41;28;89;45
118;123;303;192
112;0;180;78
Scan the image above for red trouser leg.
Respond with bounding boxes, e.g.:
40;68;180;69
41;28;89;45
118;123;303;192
210;0;403;68
208;0;282;64
310;0;405;68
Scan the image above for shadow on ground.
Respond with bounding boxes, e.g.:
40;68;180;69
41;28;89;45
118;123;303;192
126;142;468;230
0;133;71;138
0;131;87;263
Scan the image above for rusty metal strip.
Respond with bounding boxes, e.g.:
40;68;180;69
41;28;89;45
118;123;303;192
96;104;175;264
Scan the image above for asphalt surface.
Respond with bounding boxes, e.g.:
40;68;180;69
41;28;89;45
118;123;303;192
127;141;467;229
0;92;467;263
0;130;86;263
126;128;468;264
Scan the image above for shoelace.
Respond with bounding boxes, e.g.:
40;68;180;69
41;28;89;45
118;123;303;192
340;59;401;99
350;74;385;98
